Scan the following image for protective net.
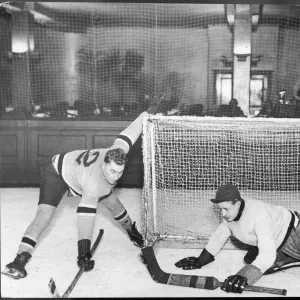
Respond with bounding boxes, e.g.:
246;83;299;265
142;115;300;248
0;3;300;119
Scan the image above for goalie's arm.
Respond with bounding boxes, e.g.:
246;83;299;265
205;222;231;255
175;222;231;270
231;217;276;287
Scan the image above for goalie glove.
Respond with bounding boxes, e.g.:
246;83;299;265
126;221;144;248
221;264;263;294
222;274;248;294
175;248;215;270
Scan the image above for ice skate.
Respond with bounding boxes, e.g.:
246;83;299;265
2;252;31;279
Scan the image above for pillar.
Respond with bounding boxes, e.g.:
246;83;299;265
11;10;32;112
233;4;251;117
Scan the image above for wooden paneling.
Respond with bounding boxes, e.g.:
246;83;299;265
37;135;87;157
0;120;28;185
28;129;88;183
0;135;18;156
93;135;117;149
0;119;144;187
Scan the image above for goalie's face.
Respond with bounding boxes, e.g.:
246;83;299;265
102;161;125;185
218;200;241;222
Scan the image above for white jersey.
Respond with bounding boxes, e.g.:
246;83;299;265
205;198;292;273
52;148;113;198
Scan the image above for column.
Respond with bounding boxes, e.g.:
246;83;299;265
233;4;251;117
11;10;32;112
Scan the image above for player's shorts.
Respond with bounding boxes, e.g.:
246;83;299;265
38;157;68;207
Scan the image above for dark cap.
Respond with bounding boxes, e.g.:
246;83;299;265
210;184;241;204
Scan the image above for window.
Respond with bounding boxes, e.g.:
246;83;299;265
249;74;268;116
215;72;269;116
216;73;232;105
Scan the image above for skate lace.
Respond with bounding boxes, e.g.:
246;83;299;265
15;253;30;266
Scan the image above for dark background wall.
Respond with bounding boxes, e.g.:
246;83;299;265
0;119;143;187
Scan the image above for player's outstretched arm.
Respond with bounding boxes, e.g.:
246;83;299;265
100;192;144;248
112;96;163;154
175;223;231;270
76;193;99;271
112;111;148;154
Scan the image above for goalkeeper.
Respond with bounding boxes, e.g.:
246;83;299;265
3;102;160;280
175;184;300;294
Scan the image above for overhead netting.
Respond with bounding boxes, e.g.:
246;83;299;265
142;115;300;248
0;3;300;119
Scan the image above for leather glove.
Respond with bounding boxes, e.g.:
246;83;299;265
175;248;215;270
175;256;204;270
77;239;95;271
222;274;248;294
126;221;144;248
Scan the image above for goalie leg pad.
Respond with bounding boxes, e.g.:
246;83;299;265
264;252;300;275
280;220;300;260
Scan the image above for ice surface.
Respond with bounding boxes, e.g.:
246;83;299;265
1;188;299;297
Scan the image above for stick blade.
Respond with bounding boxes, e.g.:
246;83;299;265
48;277;61;298
141;246;170;284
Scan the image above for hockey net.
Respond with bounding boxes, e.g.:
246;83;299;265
141;115;300;249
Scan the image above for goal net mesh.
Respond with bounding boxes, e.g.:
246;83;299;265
0;3;300;119
141;115;300;248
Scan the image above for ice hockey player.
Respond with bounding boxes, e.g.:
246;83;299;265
175;184;300;294
2;102;161;279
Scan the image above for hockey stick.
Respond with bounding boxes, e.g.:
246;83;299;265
48;229;104;298
140;246;287;296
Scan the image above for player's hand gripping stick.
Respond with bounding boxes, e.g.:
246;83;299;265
49;229;104;298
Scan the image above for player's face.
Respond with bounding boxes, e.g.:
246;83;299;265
102;161;125;185
218;200;241;222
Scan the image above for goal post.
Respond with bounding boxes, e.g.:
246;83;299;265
141;115;300;249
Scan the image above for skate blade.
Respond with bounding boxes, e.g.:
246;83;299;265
1;270;23;280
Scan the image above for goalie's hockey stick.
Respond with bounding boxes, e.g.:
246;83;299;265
48;229;104;298
140;246;287;296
